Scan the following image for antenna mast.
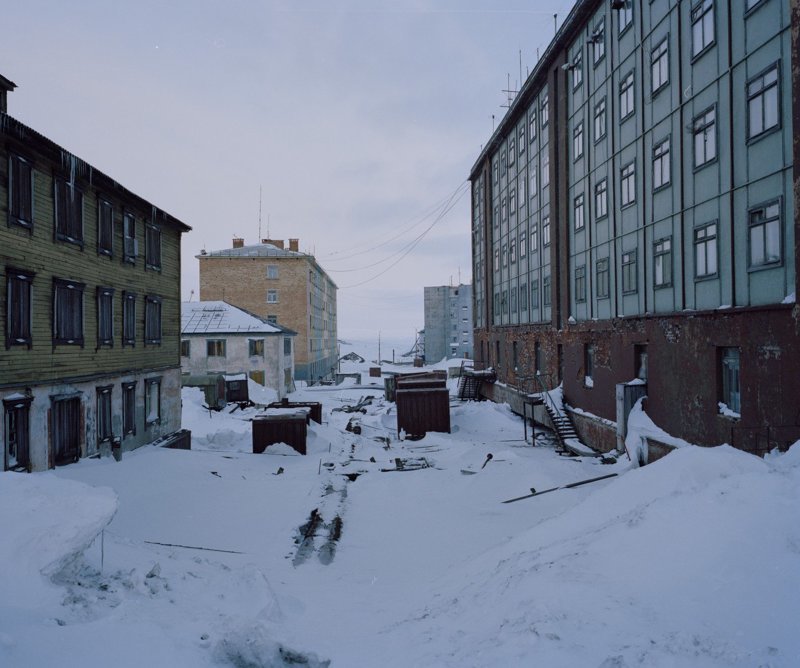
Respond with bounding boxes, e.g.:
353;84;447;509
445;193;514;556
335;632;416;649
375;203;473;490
258;186;262;241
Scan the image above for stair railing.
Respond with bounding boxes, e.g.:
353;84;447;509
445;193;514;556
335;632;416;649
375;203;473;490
531;373;569;451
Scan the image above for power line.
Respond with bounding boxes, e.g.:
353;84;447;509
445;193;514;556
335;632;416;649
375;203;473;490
327;181;468;274
337;182;469;290
320;181;469;264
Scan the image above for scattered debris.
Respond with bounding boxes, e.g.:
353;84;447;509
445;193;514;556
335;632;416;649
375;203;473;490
210;471;221;478
143;540;244;554
381;457;431;472
502;473;619;504
345;417;362;434
333;395;375;414
273;467;284;475
481;453;494;469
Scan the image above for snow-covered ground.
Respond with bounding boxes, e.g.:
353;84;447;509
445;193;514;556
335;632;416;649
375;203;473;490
2;343;799;667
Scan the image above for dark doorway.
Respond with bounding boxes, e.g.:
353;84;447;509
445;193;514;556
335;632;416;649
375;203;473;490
4;397;31;471
52;397;82;465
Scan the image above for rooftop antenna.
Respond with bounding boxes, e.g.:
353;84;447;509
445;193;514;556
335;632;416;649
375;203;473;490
501;73;518;109
258;186;262;241
554;14;558;35
519;49;523;88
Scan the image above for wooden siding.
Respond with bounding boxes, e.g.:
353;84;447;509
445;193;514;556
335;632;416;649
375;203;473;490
1;118;186;388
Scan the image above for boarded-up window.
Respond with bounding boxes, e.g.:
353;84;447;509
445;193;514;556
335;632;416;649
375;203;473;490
122;382;136;436
53;278;85;345
6;268;34;348
123;213;137;263
97;286;114;346
96;386;112;444
122;292;136;346
145;295;161;344
54;180;84;244
146;224;162;270
8;154;33;229
207;339;226;357
98;198;114;256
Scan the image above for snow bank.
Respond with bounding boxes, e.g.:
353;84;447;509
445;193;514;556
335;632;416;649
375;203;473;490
0;472;116;582
0;471;116;642
625;396;694;464
393;444;800;667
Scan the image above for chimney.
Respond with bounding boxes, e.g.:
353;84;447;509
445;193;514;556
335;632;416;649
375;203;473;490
0;74;17;114
289;238;299;252
261;238;284;249
232;237;244;248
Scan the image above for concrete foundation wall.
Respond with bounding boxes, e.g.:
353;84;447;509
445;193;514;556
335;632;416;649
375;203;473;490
2;367;182;472
476;306;800;454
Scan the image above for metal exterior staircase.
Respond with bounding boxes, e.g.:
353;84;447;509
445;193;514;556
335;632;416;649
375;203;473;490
532;375;593;456
456;360;495;401
457;373;481;400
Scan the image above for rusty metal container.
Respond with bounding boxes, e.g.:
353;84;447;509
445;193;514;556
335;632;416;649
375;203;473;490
266;398;322;424
225;376;250;403
369;366;382;378
252;412;307;455
396;387;451;438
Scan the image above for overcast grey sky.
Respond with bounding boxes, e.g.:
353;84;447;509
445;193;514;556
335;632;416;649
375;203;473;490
4;0;575;340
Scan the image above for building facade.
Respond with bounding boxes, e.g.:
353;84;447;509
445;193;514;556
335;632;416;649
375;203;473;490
197;238;337;382
423;284;474;362
470;0;799;455
181;301;296;399
1;77;190;471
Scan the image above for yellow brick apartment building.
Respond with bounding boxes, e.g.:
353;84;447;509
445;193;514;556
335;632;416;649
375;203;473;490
198;238;337;382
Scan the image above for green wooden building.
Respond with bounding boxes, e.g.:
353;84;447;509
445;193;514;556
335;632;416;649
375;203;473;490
1;75;191;471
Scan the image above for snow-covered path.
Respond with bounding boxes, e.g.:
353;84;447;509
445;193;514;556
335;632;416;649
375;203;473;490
2;356;799;666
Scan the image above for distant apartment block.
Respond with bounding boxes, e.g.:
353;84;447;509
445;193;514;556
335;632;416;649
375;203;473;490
424;284;474;362
181;301;296;399
470;0;799;455
198;238;337;382
1;75;191;471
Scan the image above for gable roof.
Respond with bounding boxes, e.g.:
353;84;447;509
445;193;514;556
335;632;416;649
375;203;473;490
181;301;295;336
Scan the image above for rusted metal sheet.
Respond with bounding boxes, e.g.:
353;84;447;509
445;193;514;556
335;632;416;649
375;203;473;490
252;413;307;455
396;387;450;438
266;398;322;424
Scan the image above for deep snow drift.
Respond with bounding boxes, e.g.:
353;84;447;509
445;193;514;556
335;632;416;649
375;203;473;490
1;348;799;667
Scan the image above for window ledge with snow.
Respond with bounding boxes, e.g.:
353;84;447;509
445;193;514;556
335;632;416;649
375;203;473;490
718;402;741;420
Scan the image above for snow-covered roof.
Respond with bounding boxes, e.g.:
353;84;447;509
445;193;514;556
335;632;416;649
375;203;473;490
181;301;294;335
196;243;306;259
